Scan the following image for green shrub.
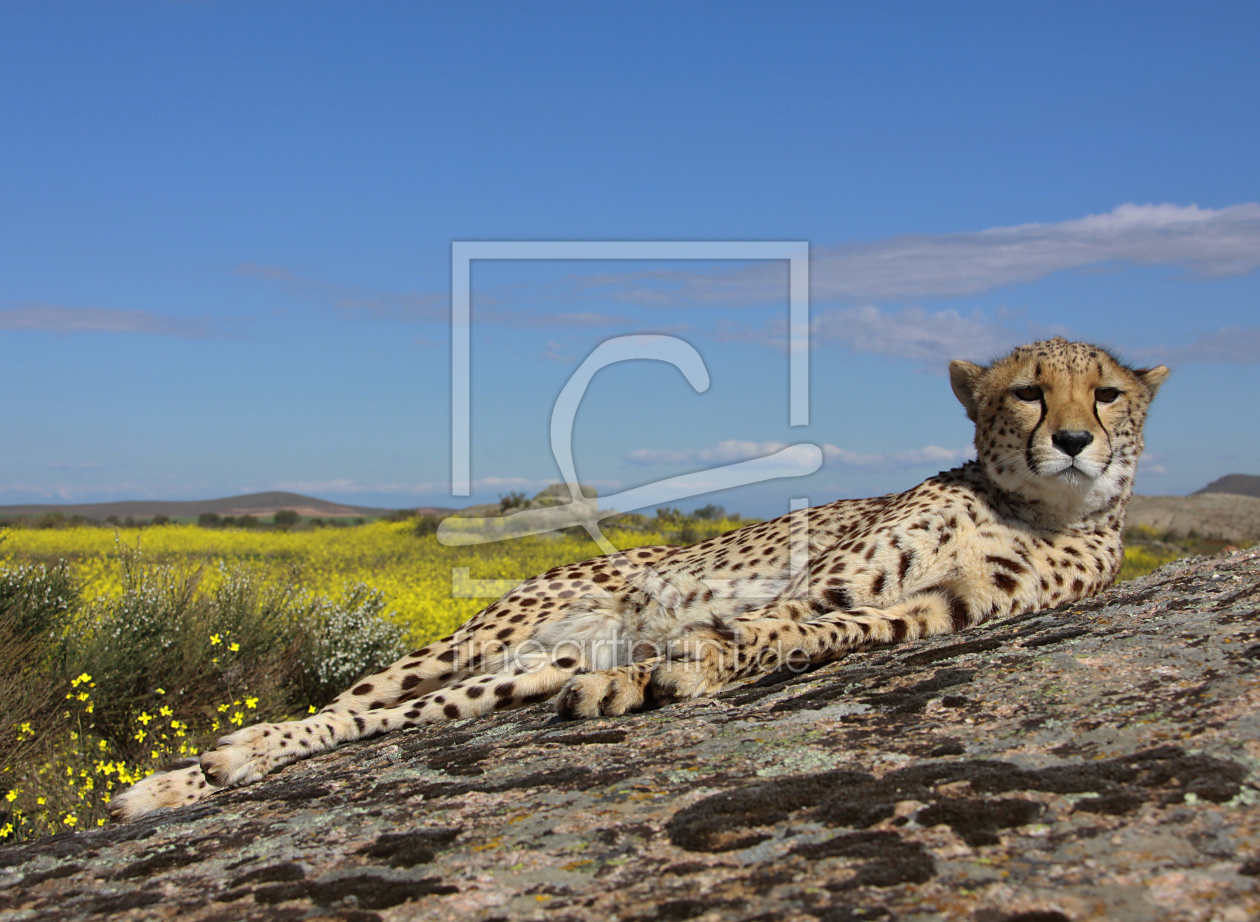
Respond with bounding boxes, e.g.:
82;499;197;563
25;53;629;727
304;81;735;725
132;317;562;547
0;546;407;841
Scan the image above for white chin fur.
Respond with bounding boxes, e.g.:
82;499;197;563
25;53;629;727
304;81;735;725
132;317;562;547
989;457;1126;520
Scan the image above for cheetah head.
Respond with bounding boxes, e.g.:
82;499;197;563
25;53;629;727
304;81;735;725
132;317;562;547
949;337;1169;518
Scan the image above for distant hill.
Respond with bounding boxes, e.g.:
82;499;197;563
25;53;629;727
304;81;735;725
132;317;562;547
0;491;454;521
1193;474;1260;500
1128;493;1260;543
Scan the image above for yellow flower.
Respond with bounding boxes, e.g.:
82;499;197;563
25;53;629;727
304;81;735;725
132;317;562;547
4;790;16;803
229;642;240;653
230;712;244;726
309;705;317;714
245;697;259;709
158;706;173;717
156;688;165;695
137;712;154;725
134;729;147;742
63;813;77;827
0;824;12;839
210;634;221;646
36;796;46;805
217;703;230;713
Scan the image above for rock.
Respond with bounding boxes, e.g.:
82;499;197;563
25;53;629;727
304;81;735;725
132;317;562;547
2;550;1258;921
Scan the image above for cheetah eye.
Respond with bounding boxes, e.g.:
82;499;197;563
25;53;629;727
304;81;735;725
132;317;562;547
1012;385;1042;402
1095;387;1121;404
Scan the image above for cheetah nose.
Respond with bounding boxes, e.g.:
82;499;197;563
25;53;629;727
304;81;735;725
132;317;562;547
1051;430;1094;457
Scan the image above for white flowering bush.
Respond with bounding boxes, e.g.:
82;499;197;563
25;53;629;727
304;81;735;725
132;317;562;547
292;582;406;703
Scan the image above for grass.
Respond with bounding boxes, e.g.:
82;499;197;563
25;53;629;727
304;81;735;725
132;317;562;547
1117;525;1251;582
0;547;410;841
0;511;749;842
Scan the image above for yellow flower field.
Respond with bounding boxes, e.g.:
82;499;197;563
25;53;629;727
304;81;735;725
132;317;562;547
0;521;672;646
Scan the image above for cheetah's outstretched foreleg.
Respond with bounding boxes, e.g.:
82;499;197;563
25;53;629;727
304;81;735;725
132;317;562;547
555;657;662;719
645;589;973;704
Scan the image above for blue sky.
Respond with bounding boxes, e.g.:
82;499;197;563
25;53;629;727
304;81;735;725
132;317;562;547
3;1;1259;518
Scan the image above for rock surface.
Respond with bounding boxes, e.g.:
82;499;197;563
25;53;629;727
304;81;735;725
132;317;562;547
2;550;1259;922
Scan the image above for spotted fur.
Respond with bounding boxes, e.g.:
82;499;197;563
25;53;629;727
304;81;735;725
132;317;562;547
112;338;1168;821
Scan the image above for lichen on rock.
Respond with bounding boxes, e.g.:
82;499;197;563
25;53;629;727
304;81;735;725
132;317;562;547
2;550;1258;921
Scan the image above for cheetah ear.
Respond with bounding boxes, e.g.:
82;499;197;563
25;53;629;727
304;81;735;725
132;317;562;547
949;360;985;422
1133;365;1170;396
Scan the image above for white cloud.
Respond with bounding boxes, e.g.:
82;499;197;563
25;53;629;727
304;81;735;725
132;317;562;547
0;303;209;338
718;304;1063;368
1138;325;1260;365
580;202;1260;307
810;305;1027;365
629;439;972;469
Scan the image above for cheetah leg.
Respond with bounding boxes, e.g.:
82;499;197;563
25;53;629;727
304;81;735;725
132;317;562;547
109;635;492;820
109;761;211;821
109;568;634;821
649;590;968;703
197;654;586;789
555;658;662;719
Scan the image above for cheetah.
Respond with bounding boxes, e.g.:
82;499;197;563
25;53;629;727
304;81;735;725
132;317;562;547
112;337;1168;820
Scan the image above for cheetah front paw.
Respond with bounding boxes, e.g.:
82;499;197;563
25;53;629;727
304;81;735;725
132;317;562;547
110;761;213;822
555;667;650;719
649;621;741;703
648;658;727;703
199;723;292;788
